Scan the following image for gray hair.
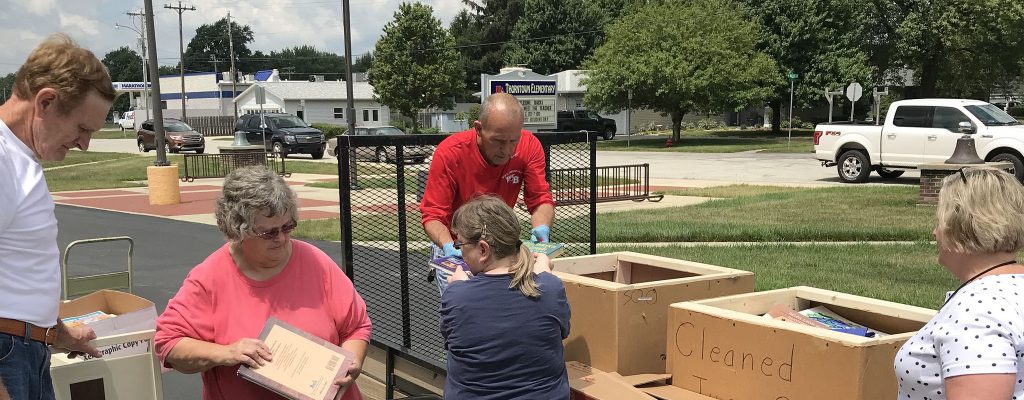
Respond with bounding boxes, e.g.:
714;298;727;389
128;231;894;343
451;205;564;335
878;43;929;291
215;166;298;241
479;93;524;127
937;167;1024;254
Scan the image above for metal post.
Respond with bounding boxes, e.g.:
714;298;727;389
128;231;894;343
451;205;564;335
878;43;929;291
338;140;354;280
626;89;632;147
228;11;237;122
144;0;168;166
165;1;195;120
788;79;794;148
395;146;411;351
342;0;358;190
588;132;597;255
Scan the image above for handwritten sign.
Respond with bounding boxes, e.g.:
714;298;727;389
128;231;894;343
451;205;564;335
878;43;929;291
517;97;555;125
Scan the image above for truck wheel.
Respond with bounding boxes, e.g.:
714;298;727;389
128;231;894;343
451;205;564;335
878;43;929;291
311;150;324;160
875;168;904;179
273;141;288;158
837;150;871;183
138;141;149;153
601;127;615;140
990;153;1024;181
376;148;390;163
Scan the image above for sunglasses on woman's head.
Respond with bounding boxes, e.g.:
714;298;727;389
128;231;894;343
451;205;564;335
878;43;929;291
253;220;298;240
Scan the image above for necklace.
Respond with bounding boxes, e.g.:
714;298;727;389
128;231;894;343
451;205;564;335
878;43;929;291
942;260;1018;307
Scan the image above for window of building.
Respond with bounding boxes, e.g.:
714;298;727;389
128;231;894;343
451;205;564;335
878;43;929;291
334;107;345;119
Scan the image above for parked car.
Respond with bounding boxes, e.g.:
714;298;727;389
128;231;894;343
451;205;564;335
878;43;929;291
118;110;135;131
556;109;616;140
137;118;205;154
234;113;326;159
814;99;1024;183
326;126;432;164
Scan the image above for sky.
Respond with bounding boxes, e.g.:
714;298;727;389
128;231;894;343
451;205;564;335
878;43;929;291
0;0;465;77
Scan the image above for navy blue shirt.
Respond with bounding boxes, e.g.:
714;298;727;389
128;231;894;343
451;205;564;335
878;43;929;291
440;271;571;400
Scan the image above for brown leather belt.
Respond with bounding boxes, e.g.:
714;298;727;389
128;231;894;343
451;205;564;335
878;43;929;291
0;317;57;345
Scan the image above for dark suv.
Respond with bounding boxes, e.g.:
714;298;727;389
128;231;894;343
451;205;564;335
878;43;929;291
556;109;616;140
235;113;326;158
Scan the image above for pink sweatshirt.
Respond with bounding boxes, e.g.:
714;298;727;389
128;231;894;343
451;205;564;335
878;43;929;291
154;240;372;400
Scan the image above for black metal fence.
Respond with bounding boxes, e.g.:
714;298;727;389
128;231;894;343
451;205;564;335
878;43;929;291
179;152;289;182
184;116;236;136
336;132;597;396
545;164;663;206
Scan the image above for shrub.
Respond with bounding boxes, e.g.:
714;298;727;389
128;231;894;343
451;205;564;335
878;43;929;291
310;123;346;140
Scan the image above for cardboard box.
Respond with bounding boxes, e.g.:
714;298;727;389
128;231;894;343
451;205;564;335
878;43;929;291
51;290;162;400
553;252;755;375
667;286;935;400
567;361;715;400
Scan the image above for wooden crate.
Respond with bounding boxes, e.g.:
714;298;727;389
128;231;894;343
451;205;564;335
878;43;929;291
668;286;935;400
553;252;755;375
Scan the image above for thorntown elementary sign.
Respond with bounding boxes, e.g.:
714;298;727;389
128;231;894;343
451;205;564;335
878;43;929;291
480;67;558;130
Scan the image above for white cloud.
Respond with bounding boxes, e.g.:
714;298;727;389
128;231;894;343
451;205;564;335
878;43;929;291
59;12;102;37
0;0;469;75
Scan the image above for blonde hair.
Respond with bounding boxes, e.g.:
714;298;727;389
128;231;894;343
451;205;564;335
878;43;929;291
452;195;540;298
13;33;116;113
936;167;1024;254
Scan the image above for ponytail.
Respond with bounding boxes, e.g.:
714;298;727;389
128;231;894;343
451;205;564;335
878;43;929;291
509;243;540;298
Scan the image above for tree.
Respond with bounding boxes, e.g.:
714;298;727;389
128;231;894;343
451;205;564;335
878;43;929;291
183;17;255;73
266;45;346;80
353;52;373;74
454;0;526;81
583;0;779;142
869;0;1024;99
102;46;144;115
371;2;463;133
449;9;485;94
503;0;605;75
737;0;875;132
0;73;14;105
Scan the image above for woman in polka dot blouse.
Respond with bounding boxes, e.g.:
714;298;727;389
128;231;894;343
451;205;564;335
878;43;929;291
895;167;1024;400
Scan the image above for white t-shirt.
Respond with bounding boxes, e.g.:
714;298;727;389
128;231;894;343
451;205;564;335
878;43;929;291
0;118;60;327
895;274;1024;399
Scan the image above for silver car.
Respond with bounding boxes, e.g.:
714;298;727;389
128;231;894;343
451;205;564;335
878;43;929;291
327;126;433;164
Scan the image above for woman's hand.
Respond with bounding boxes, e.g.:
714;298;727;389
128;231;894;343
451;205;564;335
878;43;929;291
448;265;470;284
332;360;363;397
220;338;273;368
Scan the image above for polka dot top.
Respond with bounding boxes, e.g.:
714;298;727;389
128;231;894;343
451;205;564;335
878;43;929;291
894;274;1024;399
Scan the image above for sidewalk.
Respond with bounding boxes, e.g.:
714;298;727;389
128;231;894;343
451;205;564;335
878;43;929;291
52;174;712;227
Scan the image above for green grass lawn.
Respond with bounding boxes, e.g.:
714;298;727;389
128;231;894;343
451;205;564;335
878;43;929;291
655;184;810;198
599;136;813;153
42;151;138;169
92;130;135;140
45;154;189;192
287;160;396;176
589;185;933;243
599;243;954;309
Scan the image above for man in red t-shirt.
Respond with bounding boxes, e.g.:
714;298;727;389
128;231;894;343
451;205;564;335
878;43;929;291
420;93;555;265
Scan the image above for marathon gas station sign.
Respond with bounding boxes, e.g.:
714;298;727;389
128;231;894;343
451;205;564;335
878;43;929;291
112;82;151;92
482;69;558;130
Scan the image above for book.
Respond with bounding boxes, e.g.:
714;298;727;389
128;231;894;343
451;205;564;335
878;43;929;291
524;240;565;258
430;255;471;295
62;311;116;328
238;317;355;400
798;306;887;337
763;304;829;329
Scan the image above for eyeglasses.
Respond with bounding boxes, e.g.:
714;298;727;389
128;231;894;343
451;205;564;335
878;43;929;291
253;220;298;240
452;238;480;249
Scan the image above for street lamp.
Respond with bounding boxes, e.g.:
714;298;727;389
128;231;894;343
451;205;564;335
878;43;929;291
115;22;150;123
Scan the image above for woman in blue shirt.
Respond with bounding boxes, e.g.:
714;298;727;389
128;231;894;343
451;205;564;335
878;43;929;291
440;195;571;400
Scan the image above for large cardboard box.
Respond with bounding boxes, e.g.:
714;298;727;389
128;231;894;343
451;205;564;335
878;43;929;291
567;361;716;400
50;290;162;400
667;286;935;400
553;252;755;375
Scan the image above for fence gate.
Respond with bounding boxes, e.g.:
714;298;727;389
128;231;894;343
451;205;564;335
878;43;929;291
336;131;597;398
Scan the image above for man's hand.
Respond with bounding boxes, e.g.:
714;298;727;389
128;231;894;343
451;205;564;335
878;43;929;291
448;265;470;284
220;338;273;369
442;241;463;258
54;322;101;359
530;225;550;243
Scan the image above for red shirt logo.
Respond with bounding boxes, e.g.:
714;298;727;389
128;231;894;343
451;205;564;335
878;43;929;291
503;170;522;184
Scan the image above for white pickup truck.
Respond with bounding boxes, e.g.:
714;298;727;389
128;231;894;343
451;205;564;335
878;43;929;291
814;99;1024;182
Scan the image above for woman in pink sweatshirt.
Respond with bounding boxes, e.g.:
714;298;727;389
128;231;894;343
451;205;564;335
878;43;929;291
154;166;371;400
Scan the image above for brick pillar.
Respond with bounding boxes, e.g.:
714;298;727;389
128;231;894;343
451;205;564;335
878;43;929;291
918;162;1014;205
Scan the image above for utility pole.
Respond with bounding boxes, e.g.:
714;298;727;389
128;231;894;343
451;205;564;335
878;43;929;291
126;11;150;123
165;1;195;121
144;0;169;166
228;11;238;121
211;54;223;116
